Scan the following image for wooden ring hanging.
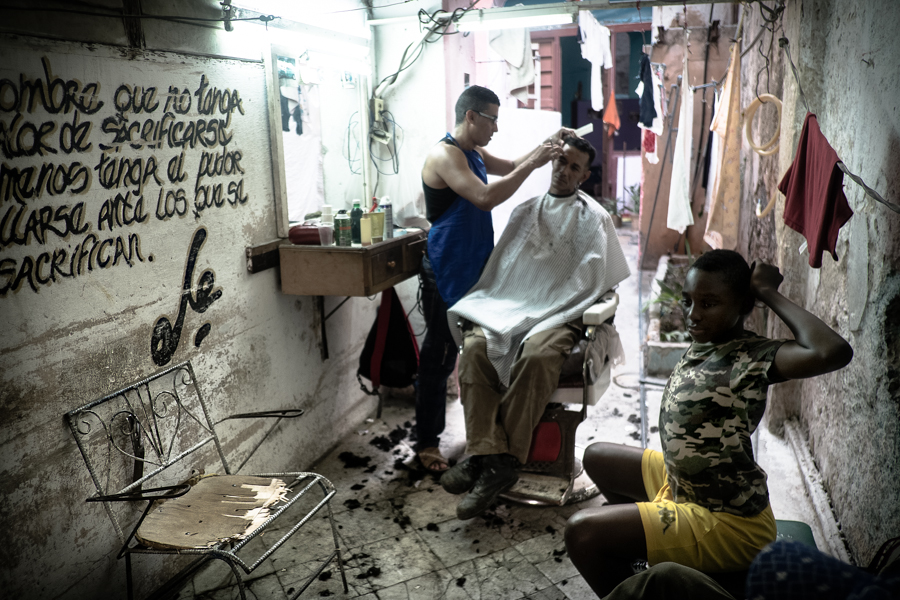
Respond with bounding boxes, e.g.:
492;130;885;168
756;186;779;219
744;93;782;156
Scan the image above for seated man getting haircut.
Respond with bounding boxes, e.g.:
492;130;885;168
442;136;631;519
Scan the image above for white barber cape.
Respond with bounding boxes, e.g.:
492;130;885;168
448;190;631;387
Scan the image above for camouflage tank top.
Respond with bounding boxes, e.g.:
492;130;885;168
659;331;785;517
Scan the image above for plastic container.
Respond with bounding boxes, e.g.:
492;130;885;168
350;199;363;244
335;211;351;247
318;224;334;246
321;204;334;226
370;211;384;243
381;197;393;239
360;213;372;246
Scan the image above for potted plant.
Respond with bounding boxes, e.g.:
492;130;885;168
643;250;695;376
600;197;623;227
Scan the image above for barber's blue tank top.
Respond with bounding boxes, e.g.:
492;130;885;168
426;133;493;308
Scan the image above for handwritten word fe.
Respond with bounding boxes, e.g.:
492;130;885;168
150;226;221;366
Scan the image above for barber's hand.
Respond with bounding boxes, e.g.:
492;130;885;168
529;142;563;168
543;127;576;146
749;261;784;298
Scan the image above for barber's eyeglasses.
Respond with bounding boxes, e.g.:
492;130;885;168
475;111;499;124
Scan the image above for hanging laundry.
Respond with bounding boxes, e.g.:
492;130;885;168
643;129;658;164
639;57;664;165
656;66;668;123
578;11;612;112
638;54;658;127
701;91;716;188
602;88;620;134
778;112;854;268
705;90;721;209
704;42;742;250
489;28;535;103
667;52;694;234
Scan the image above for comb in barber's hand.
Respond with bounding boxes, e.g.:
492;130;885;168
575;123;593;137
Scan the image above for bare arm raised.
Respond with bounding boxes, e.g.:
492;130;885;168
481;127;576;177
750;262;853;380
422;142;560;212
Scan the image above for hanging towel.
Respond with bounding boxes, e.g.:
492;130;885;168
667;52;694;234
643;129;658;164
579;11;612;111
603;89;620;134
448;190;631;387
778;113;853;268
638;55;658;127
704;42;742;250
489;28;535;103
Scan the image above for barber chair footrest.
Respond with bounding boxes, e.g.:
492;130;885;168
502;447;601;506
502;472;574;506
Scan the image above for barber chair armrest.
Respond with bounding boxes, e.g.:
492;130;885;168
583;292;618;325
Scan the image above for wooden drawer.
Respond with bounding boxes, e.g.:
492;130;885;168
279;229;426;296
404;237;427;273
370;244;404;288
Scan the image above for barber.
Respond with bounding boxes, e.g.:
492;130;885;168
413;84;572;473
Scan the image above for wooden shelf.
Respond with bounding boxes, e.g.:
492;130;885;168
279;229;427;297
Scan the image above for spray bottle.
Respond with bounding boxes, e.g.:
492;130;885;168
381;196;393;239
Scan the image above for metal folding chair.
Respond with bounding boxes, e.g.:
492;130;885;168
64;360;347;599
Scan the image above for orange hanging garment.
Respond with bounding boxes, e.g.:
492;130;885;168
603;89;620;134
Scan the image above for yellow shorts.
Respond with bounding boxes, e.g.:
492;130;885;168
637;449;776;572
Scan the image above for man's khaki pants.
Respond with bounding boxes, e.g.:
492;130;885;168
458;321;582;464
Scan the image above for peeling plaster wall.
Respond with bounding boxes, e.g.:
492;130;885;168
0;6;388;599
739;0;900;564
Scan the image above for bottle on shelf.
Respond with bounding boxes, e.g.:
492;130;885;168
381;196;393;239
350;199;363;244
360;213;372;246
335;210;351;247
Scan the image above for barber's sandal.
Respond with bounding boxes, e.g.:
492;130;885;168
455;454;519;520
440;455;483;495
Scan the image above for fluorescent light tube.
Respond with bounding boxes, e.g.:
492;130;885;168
456;12;575;32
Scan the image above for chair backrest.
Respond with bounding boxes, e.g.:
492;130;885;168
65;361;229;541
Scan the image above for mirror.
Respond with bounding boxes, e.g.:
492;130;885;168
266;43;369;237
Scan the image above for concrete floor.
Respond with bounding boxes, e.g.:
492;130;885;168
181;228;823;599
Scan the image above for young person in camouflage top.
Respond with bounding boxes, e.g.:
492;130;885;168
564;250;853;598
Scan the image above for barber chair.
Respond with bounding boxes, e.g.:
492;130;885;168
503;291;620;506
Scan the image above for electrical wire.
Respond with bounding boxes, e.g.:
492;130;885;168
366;5;474;178
372;3;475;95
752;0;786;100
343;111;363;175
0;5;276;25
326;0;422;15
369;112;400;175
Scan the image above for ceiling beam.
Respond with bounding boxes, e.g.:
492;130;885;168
369;0;738;26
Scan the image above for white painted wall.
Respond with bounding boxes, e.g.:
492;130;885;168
0;8;385;598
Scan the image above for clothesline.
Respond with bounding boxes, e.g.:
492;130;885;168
779;37;899;214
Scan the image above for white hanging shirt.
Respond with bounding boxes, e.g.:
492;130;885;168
667;52;695;234
579;11;613;112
